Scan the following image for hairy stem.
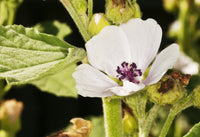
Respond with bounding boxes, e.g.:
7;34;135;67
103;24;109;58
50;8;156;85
143;104;161;137
60;0;91;42
102;98;123;137
159;95;193;137
88;0;93;21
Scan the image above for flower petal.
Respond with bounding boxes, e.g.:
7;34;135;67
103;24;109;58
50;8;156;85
72;64;118;97
143;44;180;85
86;26;131;77
109;80;145;96
174;52;199;74
120;18;162;72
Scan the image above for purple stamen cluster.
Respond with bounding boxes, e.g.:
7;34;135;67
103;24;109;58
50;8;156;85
116;62;142;84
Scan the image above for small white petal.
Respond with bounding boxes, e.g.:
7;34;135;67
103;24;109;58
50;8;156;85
174;52;199;74
86;25;131;77
94;14;101;25
109;80;145;96
144;44;180;85
120;18;162;72
72;64;117;97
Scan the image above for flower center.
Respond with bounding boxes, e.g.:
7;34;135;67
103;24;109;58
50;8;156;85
116;62;142;84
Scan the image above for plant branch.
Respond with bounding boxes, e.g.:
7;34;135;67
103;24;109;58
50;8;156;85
88;0;93;21
60;0;91;42
102;98;123;137
159;95;193;137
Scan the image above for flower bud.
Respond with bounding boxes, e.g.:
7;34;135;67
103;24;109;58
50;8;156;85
122;109;138;136
147;71;189;105
0;99;23;132
71;0;88;26
71;0;87;15
192;85;200;108
88;13;110;36
105;0;141;25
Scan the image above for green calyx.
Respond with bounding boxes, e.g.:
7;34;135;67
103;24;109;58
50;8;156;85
88;13;110;36
105;0;141;25
192;85;200;108
147;75;186;105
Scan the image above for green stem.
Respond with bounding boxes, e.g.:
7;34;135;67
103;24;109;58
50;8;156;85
7;8;16;25
60;0;91;42
142;104;161;137
102;98;123;137
178;0;189;52
159;110;176;137
0;1;8;25
88;0;93;21
159;95;193;137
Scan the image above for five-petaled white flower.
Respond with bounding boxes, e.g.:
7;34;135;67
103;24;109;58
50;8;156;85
73;18;180;97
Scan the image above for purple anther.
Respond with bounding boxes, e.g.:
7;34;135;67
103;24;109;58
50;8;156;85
116;62;142;84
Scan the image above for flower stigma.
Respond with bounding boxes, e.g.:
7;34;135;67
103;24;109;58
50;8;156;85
116;62;142;84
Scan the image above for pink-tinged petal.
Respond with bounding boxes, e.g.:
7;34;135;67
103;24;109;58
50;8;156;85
72;64;118;97
143;44;180;85
86;26;131;77
109;80;145;96
120;18;162;72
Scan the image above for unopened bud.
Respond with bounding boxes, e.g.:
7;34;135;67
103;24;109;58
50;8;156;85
105;0;141;25
71;0;87;15
147;71;189;105
0;99;23;132
88;13;110;36
122;109;138;135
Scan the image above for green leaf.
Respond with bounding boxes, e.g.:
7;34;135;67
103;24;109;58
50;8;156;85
0;25;86;85
34;20;71;40
89;116;105;137
183;122;200;137
33;21;78;97
31;63;78;98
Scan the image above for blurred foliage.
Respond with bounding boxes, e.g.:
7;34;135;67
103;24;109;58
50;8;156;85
34;20;72;40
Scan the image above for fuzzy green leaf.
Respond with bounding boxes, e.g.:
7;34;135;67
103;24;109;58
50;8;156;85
183;122;200;137
31;64;78;98
0;25;86;85
89;116;105;137
33;21;77;97
34;20;71;40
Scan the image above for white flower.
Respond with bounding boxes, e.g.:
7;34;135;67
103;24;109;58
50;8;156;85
174;52;199;75
73;18;180;97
